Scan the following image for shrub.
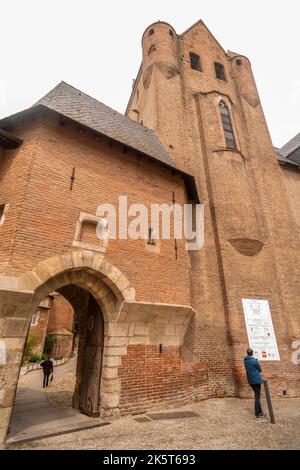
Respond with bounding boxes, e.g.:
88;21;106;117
23;333;37;362
28;354;43;363
43;335;57;355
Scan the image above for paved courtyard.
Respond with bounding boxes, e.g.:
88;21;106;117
7;363;300;450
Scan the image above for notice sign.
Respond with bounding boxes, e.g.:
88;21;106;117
242;299;280;361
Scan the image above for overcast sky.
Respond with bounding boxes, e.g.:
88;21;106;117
1;0;299;147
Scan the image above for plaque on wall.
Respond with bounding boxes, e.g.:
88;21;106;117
242;299;280;361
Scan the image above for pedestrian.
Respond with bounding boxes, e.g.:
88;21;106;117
40;356;53;388
244;348;264;420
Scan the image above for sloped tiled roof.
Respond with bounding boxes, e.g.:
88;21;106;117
0;82;200;201
280;132;300;159
33;81;176;170
277;132;300;166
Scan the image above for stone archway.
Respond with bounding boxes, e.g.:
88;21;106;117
0;250;136;444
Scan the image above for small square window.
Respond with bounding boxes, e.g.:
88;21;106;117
190;52;202;72
215;62;226;81
31;314;39;326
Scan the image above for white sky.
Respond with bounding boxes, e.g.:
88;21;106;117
1;0;299;148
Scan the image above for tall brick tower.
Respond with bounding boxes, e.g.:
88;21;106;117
127;20;300;397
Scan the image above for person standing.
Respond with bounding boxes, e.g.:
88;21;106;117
244;348;264;420
40;357;53;388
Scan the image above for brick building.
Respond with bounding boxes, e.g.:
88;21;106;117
0;20;299;443
28;293;75;359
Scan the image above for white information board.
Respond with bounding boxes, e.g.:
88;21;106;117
242;299;280;361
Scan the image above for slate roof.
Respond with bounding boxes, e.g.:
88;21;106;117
280;132;300;159
0;82;200;199
33;81;176;169
276;132;300;167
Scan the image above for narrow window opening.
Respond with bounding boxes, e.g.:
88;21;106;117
219;101;236;150
215;62;226;81
169;29;174;37
148;44;156;56
0;205;4;221
147;228;156;246
31;314;39;326
149;28;154;36
0;204;6;225
190;52;202;72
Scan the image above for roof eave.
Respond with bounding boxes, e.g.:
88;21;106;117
0;128;23;149
0;105;200;202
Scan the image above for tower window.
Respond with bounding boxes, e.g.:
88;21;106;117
0;205;4;220
219;101;236;149
215;62;226;81
149;28;154;36
148;44;156;55
169;29;174;37
190;52;202;72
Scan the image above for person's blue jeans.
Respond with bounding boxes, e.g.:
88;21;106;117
250;383;263;417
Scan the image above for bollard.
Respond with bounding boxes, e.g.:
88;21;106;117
263;379;276;424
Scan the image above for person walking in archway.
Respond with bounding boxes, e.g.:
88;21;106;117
40;357;53;388
244;348;264;421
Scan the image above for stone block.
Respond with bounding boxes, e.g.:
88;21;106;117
102;378;121;393
106;266;122;284
92;254;105;273
0;320;5;337
163;335;182;346
122;287;136;301
102;367;119;379
101;391;120;408
0;407;12;428
102;355;122;367
134;322;150;336
106;323;129;337
106;336;128;347
0;426;8;444
165;324;176;335
128;336;146;345
128;323;135;337
103;345;127;356
3;318;27;338
115;275;130;293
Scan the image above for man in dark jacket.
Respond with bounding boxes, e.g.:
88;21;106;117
244;348;264;420
40;357;53;388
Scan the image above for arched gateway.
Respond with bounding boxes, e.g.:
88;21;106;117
0;250;194;444
0;251;136;442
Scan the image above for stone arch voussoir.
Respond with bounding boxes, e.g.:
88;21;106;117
18;250;136;321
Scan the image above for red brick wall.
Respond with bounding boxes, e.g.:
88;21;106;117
0;113;191;307
28;308;49;356
47;295;74;333
127;21;300;399
119;345;210;414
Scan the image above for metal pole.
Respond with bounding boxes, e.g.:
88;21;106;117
263;379;276;424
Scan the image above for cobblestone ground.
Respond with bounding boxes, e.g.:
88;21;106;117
9;397;300;450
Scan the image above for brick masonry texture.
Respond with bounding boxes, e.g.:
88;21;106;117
0;19;299;442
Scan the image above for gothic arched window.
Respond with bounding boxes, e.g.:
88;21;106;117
219;101;236;150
